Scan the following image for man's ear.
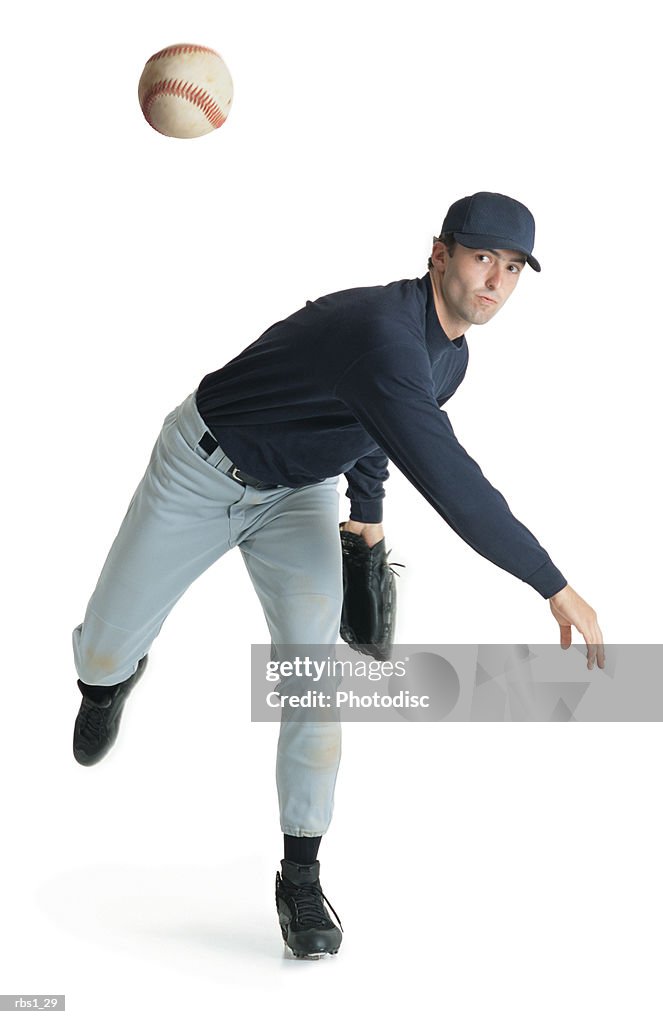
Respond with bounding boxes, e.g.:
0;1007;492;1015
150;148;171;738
431;236;446;269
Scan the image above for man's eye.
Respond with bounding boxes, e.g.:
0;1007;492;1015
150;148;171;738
477;254;490;262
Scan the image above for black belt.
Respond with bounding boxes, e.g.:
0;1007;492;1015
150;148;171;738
198;431;280;490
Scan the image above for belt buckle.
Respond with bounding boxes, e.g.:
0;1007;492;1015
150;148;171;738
230;465;244;483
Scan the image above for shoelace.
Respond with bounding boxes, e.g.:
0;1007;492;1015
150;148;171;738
80;702;108;743
284;880;344;932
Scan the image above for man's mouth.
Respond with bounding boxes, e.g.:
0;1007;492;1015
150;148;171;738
478;295;497;304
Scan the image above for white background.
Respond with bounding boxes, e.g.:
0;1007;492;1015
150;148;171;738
1;0;662;1020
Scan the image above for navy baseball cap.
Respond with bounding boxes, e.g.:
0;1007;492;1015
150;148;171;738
440;192;541;272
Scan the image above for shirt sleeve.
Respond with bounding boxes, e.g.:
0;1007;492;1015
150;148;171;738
333;340;567;599
343;447;389;523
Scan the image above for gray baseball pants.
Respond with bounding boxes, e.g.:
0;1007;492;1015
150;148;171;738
72;390;344;837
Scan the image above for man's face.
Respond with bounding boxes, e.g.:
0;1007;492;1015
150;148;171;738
435;242;526;326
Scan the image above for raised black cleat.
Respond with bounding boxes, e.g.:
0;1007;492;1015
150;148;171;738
275;858;343;959
73;655;148;766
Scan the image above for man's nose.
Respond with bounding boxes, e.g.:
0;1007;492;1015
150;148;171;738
486;266;503;290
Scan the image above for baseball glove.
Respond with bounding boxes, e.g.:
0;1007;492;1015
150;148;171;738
339;525;404;661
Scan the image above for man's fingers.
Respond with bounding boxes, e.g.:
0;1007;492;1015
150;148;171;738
591;622;606;670
585;632;606;671
551;589;605;671
585;619;606;670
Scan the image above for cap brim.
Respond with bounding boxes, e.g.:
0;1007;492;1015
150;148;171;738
454;232;541;272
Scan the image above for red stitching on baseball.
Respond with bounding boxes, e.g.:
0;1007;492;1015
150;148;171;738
143;78;228;131
147;44;221;63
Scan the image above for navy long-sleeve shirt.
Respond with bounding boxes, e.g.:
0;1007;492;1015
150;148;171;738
196;272;567;599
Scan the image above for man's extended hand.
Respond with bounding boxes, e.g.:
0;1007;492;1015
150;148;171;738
549;584;605;670
339;520;385;548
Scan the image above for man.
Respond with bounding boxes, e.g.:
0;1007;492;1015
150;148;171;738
71;191;604;960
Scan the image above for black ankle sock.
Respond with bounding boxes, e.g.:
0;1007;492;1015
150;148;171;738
283;834;322;864
79;679;123;702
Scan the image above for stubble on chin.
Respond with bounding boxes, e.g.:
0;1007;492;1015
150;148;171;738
471;297;501;324
475;309;496;324
462;305;495;326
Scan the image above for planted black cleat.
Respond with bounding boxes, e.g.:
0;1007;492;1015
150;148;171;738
275;859;343;959
73;655;148;766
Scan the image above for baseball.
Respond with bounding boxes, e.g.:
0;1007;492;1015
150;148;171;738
138;43;233;139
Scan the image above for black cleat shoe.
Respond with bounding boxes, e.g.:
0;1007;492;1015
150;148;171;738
275;859;343;959
73;655;148;766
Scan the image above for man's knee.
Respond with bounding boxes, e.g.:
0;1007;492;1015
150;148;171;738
73;626;140;686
